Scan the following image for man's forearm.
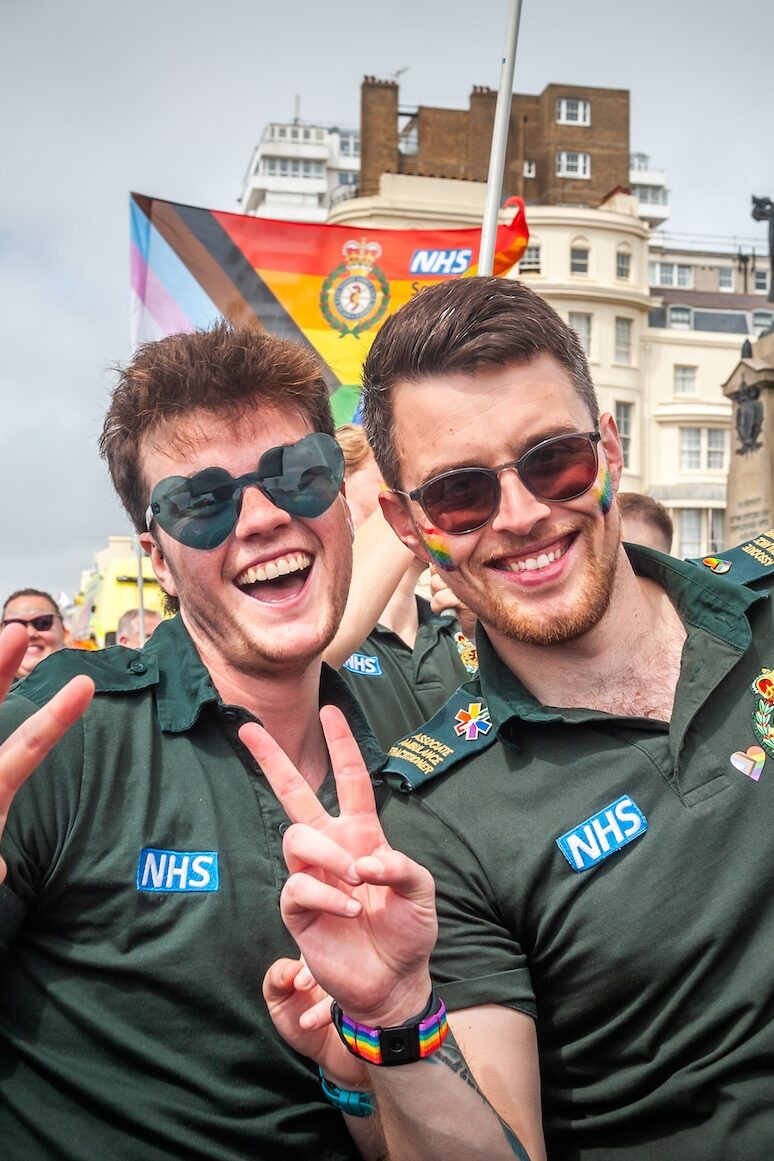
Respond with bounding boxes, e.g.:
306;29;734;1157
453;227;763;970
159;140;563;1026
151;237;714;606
369;1032;530;1161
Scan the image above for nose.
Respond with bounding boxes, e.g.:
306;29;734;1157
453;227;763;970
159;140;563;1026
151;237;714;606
490;468;552;536
233;482;293;539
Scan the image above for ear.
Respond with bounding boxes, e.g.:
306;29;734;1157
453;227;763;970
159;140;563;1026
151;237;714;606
139;531;178;599
598;412;624;491
378;491;431;564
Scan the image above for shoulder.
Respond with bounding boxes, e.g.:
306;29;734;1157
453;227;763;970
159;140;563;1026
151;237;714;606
12;645;159;710
381;682;498;791
687;530;774;590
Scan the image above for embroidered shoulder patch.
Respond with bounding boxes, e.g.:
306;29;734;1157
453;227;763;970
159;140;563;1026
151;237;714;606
689;530;774;586
342;652;383;677
382;686;497;792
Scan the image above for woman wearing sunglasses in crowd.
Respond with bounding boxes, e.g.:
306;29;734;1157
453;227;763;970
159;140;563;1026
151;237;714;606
1;589;66;680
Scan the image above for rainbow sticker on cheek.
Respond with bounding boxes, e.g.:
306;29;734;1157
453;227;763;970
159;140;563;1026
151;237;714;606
594;467;613;515
418;525;455;572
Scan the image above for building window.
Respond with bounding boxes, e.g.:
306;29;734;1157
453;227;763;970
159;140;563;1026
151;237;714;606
570;246;589;274
680;509;702;558
556;151;590;178
753;310;774;335
615;317;633;364
616;250;631;280
679;508;725;557
718;267;734;292
568;312;592;356
523;160;536;178
673;365;697;395
755;269;769;294
519;245;541;274
709;509;725;553
632;184;669;206
669;305;692;330
615;402;633;468
680;428;727;472
649;262;693;288
556;97;590;125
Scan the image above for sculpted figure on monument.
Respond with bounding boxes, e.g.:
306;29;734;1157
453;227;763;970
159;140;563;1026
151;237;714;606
752;195;774;303
734;379;764;454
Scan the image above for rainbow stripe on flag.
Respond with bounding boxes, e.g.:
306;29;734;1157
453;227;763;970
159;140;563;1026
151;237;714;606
130;193;528;421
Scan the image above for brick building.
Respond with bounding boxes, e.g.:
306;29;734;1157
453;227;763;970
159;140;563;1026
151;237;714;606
359;77;630;210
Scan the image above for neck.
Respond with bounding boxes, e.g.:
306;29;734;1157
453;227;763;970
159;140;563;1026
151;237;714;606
486;549;686;717
190;635;331;792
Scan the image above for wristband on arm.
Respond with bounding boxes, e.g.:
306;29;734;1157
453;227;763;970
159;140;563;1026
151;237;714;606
318;1067;375;1118
331;990;448;1066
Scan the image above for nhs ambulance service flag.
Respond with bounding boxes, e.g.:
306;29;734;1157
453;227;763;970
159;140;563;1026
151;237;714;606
130;192;529;421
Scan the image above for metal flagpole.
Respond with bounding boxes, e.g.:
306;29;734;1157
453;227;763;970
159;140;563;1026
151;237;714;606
478;0;523;276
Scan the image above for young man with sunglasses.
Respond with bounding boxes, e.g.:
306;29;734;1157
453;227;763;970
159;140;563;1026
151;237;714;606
258;277;774;1160
2;589;66;679
0;323;394;1159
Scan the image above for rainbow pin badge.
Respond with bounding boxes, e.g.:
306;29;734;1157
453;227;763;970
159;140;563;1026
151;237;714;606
454;702;492;741
702;557;732;575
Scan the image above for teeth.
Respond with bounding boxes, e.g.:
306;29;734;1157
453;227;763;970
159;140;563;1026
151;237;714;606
237;552;312;585
506;545;565;573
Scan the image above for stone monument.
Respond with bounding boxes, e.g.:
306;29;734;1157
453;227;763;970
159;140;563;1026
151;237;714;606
722;328;774;543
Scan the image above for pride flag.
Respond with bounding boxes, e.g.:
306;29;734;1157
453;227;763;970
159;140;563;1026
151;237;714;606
130;193;529;421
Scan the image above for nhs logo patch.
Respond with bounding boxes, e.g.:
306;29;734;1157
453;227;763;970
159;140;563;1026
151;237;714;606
556;795;648;873
343;652;383;677
409;248;473;276
137;848;220;893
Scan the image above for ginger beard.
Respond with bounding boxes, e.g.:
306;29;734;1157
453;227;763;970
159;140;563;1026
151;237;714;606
425;502;623;649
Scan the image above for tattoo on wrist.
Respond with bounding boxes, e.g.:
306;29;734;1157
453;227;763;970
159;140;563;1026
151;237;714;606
426;1037;530;1161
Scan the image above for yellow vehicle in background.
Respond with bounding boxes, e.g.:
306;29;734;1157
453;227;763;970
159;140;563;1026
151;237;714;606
68;538;166;648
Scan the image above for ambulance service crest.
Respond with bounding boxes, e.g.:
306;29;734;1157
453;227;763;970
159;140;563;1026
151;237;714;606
751;667;774;758
320;238;390;337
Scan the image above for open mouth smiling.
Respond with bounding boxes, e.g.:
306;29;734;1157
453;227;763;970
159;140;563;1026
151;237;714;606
490;534;576;575
235;552;313;602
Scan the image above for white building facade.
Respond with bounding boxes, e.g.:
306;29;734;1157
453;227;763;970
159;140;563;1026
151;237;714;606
239;120;360;222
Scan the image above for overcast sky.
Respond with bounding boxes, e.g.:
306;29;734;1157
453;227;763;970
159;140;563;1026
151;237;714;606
1;0;771;602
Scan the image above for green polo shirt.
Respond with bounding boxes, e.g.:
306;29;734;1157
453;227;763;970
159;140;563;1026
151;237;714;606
0;614;383;1160
339;596;476;749
380;546;774;1160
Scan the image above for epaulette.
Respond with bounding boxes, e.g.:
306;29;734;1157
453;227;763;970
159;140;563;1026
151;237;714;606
382;685;498;792
688;528;774;587
13;645;159;709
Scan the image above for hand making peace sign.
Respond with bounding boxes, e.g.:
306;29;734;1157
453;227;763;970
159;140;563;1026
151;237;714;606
240;706;438;1031
0;624;93;882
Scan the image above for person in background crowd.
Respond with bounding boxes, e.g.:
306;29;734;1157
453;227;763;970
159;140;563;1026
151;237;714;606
618;491;674;554
330;423;475;749
116;606;163;649
1;588;66;680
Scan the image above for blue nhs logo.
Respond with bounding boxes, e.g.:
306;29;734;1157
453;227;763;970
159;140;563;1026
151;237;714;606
343;652;383;677
409;248;473;275
556;795;648;873
137;848;220;893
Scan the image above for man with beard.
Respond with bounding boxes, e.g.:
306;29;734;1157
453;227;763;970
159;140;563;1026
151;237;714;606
258;277;774;1161
0;322;388;1160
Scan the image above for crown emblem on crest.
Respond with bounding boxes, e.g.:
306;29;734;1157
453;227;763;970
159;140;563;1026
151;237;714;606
341;238;382;273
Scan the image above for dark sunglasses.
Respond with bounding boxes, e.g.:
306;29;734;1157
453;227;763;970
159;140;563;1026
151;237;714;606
145;432;345;551
400;430;602;535
2;613;61;632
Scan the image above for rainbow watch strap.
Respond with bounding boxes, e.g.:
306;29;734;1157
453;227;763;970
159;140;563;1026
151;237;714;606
333;992;448;1066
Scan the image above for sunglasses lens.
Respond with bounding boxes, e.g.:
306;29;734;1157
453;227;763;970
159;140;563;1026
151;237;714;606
521;436;598;501
420;470;499;534
34;616;55;631
259;433;344;518
151;467;238;550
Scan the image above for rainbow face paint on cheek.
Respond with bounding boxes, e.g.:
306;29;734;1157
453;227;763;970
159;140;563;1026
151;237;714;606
594;467;613;514
417;525;456;572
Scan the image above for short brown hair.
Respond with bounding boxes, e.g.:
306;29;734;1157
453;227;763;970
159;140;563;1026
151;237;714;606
361;276;599;488
618;492;673;549
3;588;60;618
100;321;334;533
335;424;372;475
